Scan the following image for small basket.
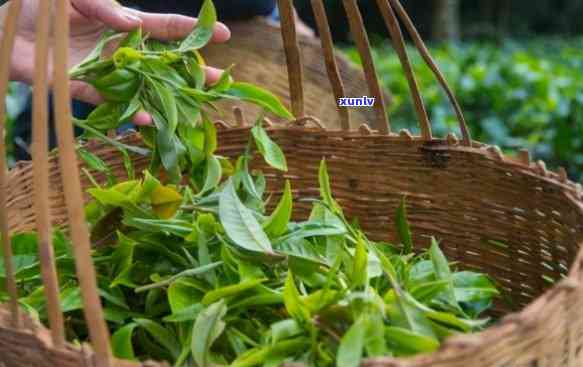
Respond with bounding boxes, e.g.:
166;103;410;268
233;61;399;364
1;0;583;367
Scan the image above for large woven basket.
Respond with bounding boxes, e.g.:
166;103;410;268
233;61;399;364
1;1;583;367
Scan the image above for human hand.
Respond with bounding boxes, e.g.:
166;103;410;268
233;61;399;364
1;0;231;125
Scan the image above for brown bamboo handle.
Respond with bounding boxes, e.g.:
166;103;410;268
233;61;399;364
342;0;390;134
52;0;113;365
375;0;432;140
32;0;66;348
277;0;305;118
310;0;351;130
0;0;23;329
389;0;472;146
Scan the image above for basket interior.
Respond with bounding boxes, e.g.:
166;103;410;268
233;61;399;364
6;129;583;316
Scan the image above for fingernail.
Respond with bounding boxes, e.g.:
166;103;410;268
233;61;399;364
215;22;231;40
122;10;142;25
205;67;223;84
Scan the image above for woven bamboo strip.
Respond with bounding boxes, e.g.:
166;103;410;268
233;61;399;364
52;0;112;365
342;0;390;134
32;0;65;348
375;0;431;140
309;0;351;130
277;0;305;118
388;0;471;146
0;0;23;329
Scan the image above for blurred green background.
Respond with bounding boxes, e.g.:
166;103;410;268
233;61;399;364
3;0;583;181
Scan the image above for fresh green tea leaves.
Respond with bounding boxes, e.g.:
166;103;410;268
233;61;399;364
263;180;293;237
150;185;183;219
337;317;366;367
223;82;293;119
385;326;439;356
192;300;228;367
111;322;139;360
318;160;342;215
135;318;181;359
251;124;288;171
283;271;311;323
202;278;266;305
179;0;217;52
351;234;369;289
199;155;223;196
219;180;273;254
429;238;465;316
395;198;413;254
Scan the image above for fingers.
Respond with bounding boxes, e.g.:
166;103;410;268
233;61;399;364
72;1;230;46
133;111;153;126
126;9;231;43
70;81;104;106
72;0;143;32
70;81;152;125
205;66;223;85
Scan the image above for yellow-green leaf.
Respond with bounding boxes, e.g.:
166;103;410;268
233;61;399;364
151;185;183;219
263;180;293;237
283;271;310;323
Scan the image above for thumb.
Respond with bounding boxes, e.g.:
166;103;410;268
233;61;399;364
72;0;142;32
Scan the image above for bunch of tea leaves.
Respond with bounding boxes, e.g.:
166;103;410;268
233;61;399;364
70;0;292;184
2;137;499;366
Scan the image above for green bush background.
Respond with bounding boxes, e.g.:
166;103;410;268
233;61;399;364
345;38;583;182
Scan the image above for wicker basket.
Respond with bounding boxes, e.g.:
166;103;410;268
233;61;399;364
2;0;583;367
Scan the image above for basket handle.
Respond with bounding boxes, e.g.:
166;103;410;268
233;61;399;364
0;0;23;330
387;0;472;146
278;0;472;145
32;0;66;348
53;0;113;365
310;0;351;130
342;0;391;134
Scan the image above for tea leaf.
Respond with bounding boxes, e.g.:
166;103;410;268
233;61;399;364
223;82;293;119
202;278;266;305
111;322;139;360
179;0;217;51
192;300;228;367
203;117;218;155
151;185;183;219
318;160;342;214
351;234;369;289
135;261;223;293
163;303;204;322
337;317;366;367
283;271;310;323
270;319;302;344
365;313;388;357
210;65;234;93
385;326;439;355
134;318;181;359
251;124;288;171
199;155;222;196
78;148;110;173
429;238;465;316
219;180;273;254
263;180;293;237
395;198;413;254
